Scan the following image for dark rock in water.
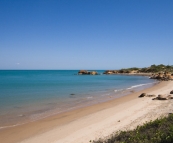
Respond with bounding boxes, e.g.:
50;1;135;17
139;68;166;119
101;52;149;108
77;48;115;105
70;93;75;95
69;94;76;98
170;90;173;94
78;70;89;75
90;71;98;75
139;93;147;98
78;70;98;75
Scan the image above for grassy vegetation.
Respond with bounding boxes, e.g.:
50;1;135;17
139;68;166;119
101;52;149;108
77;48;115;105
140;64;173;73
92;114;173;143
103;64;173;74
119;64;173;73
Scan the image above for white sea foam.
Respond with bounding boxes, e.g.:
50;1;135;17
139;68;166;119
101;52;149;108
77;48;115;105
114;82;157;93
87;96;93;99
127;82;157;90
114;89;124;92
18;114;24;117
0;121;28;130
101;93;110;96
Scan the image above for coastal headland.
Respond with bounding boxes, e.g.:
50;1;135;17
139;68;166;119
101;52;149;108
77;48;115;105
78;64;173;81
1;80;173;143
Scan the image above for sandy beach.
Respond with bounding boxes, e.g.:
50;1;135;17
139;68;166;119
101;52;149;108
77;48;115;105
1;0;173;142
0;81;173;143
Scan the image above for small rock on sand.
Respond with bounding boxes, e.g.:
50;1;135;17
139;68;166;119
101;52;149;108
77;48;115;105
139;93;147;98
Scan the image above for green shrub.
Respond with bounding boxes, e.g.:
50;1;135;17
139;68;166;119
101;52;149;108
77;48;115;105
93;114;173;143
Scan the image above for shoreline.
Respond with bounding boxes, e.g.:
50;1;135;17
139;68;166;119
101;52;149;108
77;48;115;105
0;76;156;129
103;73;152;76
0;81;172;143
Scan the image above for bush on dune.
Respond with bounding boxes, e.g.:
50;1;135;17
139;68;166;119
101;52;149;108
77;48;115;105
93;114;173;143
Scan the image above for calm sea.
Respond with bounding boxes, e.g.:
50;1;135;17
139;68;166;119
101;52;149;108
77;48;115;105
0;70;156;129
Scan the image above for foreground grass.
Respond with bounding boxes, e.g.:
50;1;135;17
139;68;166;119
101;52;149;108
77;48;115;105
93;114;173;143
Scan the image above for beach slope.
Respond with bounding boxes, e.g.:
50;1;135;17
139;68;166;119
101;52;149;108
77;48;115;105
1;81;173;143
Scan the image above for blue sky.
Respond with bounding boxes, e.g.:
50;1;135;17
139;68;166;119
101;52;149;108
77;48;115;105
0;0;173;69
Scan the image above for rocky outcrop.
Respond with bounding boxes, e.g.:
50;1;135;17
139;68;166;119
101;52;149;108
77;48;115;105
103;70;118;74
78;70;98;75
130;70;139;74
157;94;169;100
150;72;173;81
139;93;147;97
103;70;141;74
146;94;156;97
170;90;173;94
138;90;173;100
139;93;156;98
102;65;173;80
152;94;173;100
153;94;169;100
139;93;173;100
90;71;98;75
78;70;89;75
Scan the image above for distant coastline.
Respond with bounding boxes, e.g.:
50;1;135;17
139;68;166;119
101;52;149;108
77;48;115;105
78;64;173;81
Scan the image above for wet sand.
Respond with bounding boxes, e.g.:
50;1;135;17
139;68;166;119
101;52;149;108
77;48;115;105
0;81;172;143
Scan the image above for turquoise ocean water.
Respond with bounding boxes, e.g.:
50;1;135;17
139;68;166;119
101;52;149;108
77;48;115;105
0;70;156;129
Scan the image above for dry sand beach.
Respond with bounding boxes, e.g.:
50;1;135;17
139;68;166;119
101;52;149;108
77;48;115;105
0;81;173;143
